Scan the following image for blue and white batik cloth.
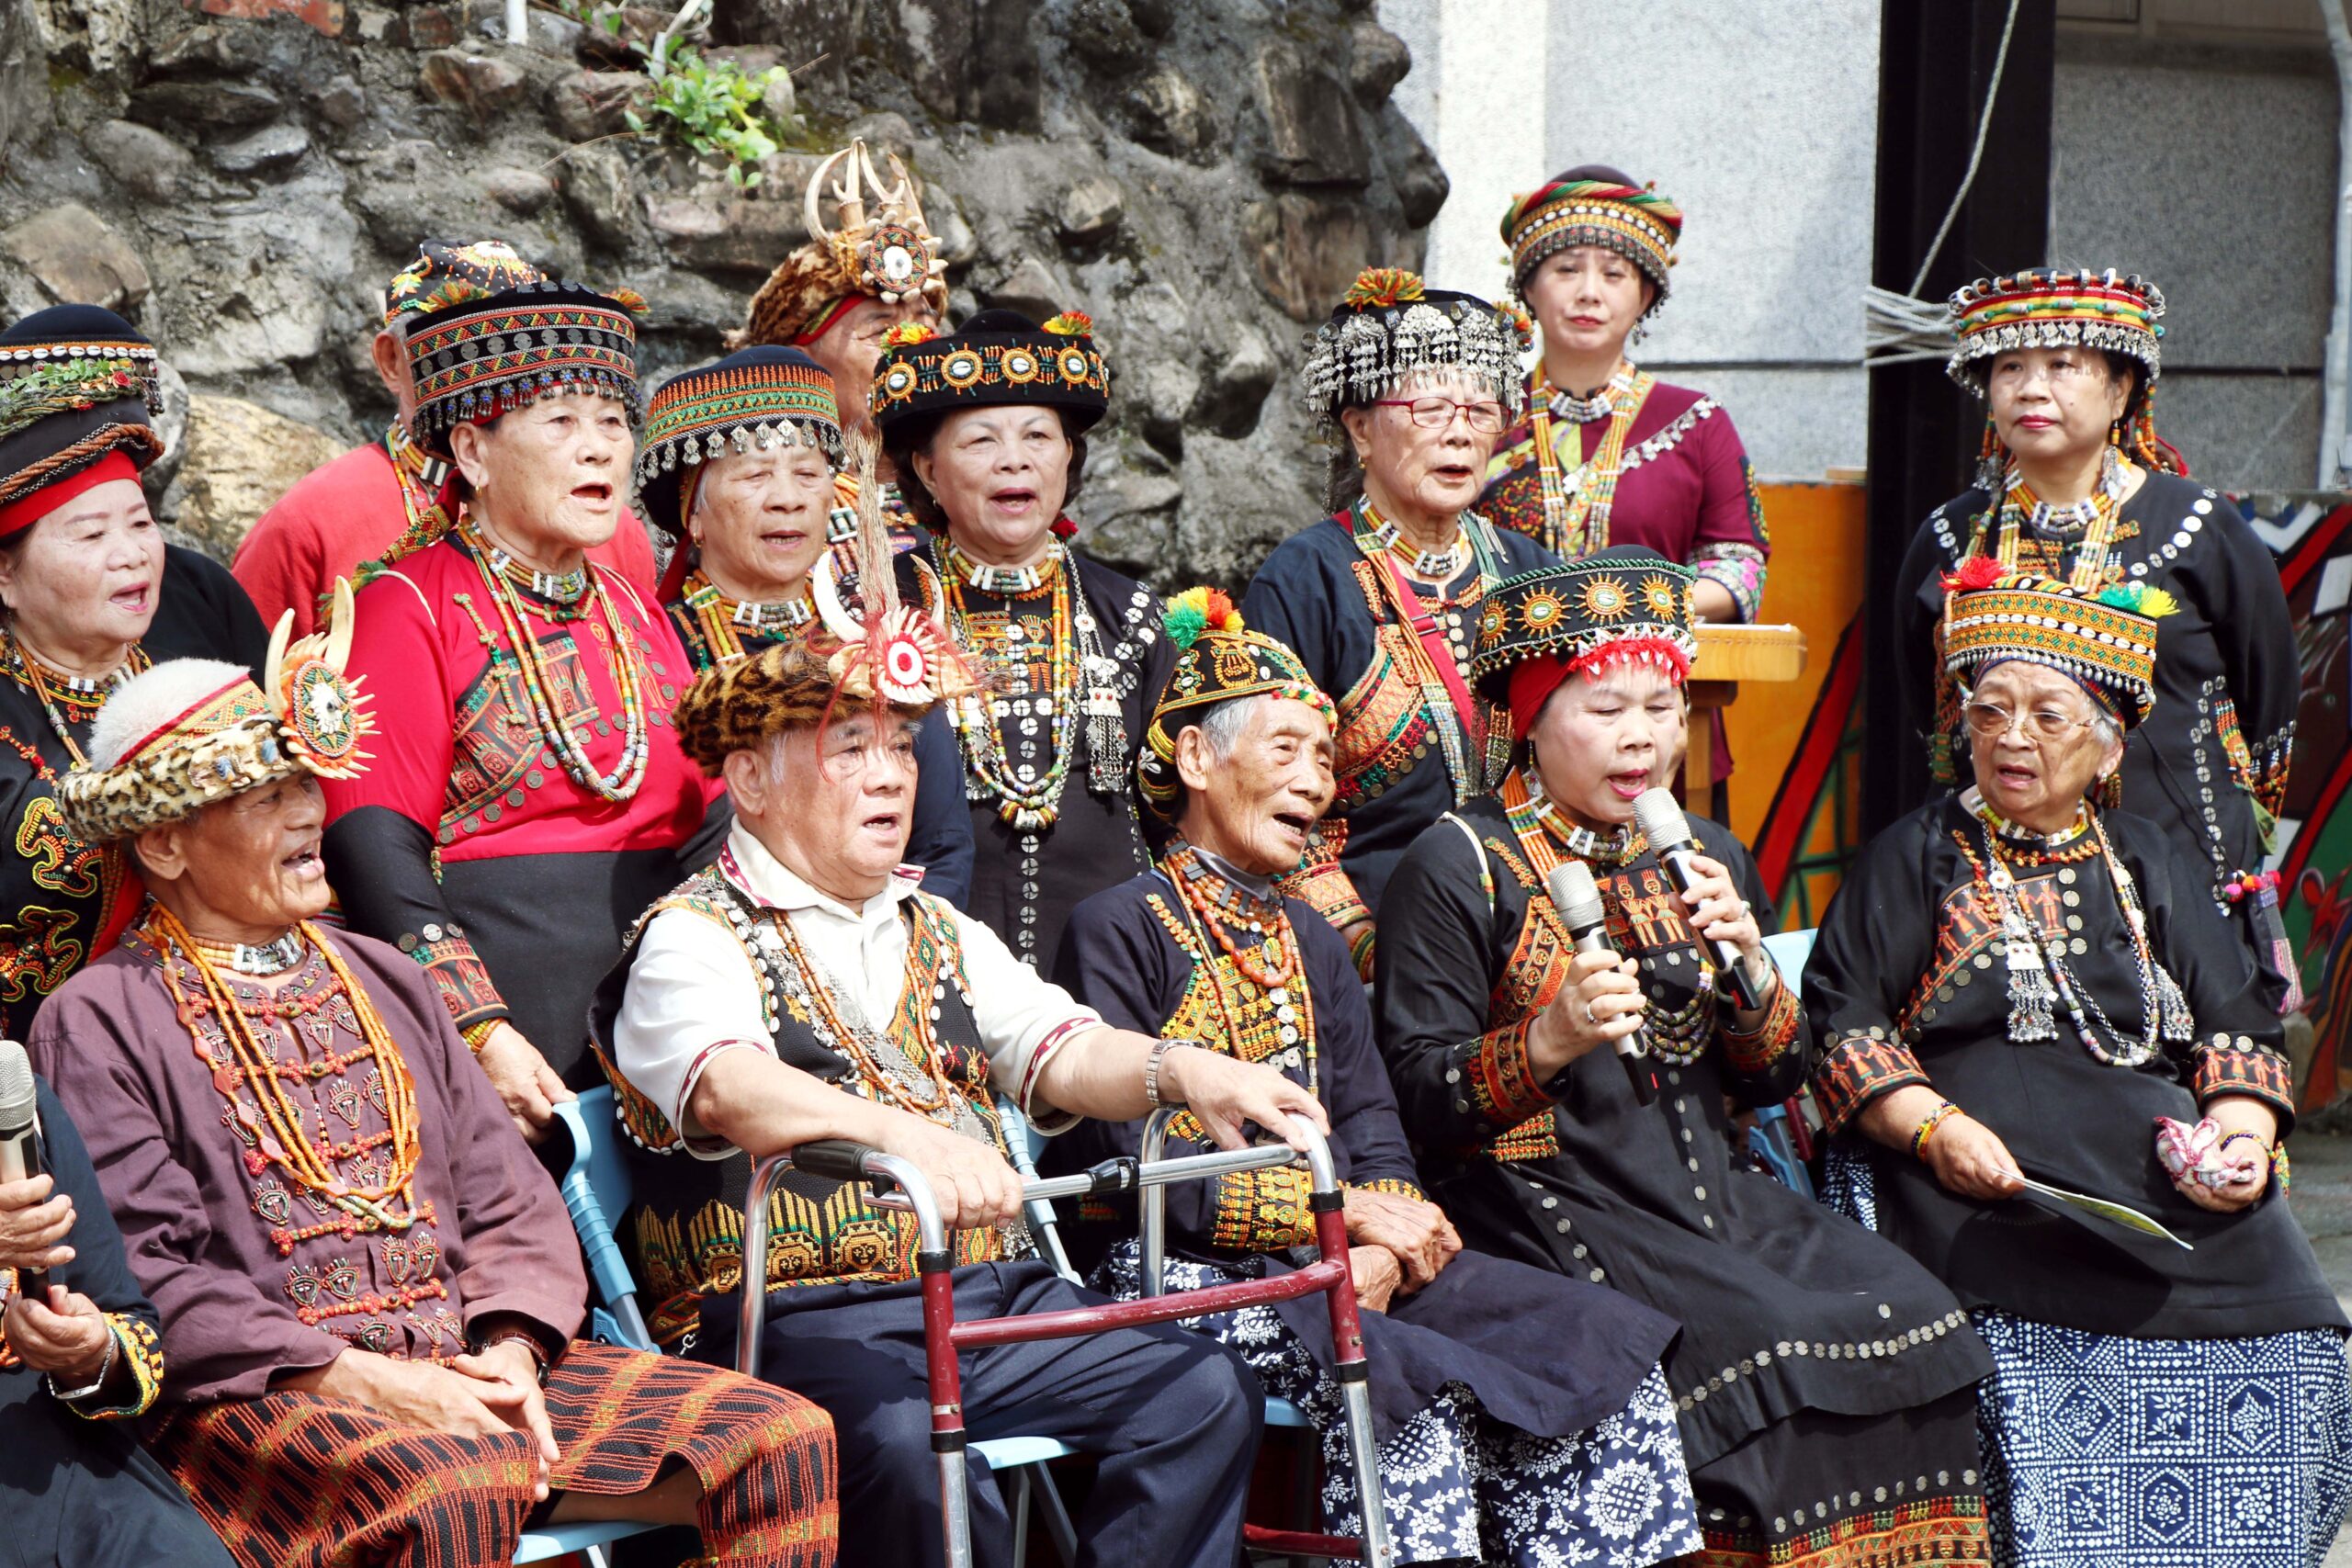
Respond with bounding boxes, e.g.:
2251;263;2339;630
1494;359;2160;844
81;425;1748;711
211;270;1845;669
1825;1148;2352;1567
1098;1243;1702;1567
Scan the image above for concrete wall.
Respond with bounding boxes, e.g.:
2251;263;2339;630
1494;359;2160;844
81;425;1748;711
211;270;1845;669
2047;32;2337;491
1383;0;1881;481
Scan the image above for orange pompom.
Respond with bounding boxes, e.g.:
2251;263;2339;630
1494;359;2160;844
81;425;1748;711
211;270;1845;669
1344;267;1426;310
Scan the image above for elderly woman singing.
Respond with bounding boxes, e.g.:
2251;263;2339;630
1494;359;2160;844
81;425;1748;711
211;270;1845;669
1808;568;2352;1567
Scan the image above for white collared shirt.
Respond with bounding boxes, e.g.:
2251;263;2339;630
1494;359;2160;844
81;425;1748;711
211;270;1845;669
613;820;1098;1156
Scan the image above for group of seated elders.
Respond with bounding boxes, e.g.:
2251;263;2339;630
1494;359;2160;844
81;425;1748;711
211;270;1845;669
590;614;1329;1568
234;240;658;639
31;596;835;1567
1808;567;2352;1565
1243;271;1552;977
1053;588;1703;1565
312;255;728;1147
0;305;266;1041
1374;550;1996;1565
634;343;971;907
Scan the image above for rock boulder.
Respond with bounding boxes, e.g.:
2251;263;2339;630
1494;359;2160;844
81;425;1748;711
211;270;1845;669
159;396;347;558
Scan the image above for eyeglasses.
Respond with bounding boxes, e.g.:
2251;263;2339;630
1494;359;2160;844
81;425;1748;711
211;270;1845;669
1962;701;2095;742
1372;397;1508;434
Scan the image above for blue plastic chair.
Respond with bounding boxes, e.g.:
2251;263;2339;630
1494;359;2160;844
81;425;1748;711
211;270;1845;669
1747;930;1818;1198
511;1092;666;1566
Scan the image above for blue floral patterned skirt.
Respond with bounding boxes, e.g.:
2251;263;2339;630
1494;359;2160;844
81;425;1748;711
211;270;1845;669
1097;1242;1702;1567
1825;1148;2352;1567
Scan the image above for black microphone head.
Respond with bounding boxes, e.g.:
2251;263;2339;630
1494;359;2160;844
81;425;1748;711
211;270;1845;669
1544;859;1608;930
0;1040;33;1135
1632;786;1693;852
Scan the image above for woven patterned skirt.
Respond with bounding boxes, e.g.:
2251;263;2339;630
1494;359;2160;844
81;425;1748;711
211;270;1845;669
1826;1147;2352;1567
155;1339;837;1568
1100;1246;1703;1567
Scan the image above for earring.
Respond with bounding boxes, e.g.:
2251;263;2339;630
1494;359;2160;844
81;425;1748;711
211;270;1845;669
2098;770;2122;810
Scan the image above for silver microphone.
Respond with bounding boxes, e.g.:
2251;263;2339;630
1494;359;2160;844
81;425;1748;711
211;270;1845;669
1632;787;1763;1010
1544;860;1658;1105
0;1038;51;1295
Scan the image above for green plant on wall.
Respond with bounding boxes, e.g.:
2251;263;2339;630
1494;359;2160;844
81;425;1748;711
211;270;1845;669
557;0;797;186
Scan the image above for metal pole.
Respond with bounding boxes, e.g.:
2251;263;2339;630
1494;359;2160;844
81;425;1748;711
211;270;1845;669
1138;1107;1177;1297
736;1155;789;1382
505;0;527;45
2321;0;2352;487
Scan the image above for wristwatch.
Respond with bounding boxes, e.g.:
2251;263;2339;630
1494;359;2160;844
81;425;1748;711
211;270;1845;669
1144;1037;1200;1109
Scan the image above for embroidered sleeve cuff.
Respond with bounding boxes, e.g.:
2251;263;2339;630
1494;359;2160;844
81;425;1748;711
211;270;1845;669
396;921;508;1032
1210;1165;1315;1252
1454;1020;1556;1130
1812;1030;1931;1134
1721;976;1804;1077
67;1315;163;1421
1691;542;1767;624
2193;1033;2296;1122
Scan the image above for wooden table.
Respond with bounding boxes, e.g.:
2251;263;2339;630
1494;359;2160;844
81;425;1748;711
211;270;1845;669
1684;624;1807;803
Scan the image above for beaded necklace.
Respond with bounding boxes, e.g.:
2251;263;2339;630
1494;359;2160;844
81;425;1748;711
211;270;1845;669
762;903;956;1117
1500;769;1643;869
1951;807;2188;1066
1351;506;1470;582
456;512;648;803
189;929;308;977
1968;448;2134;592
145;905;424;1232
1153;843;1317;1091
1528;359;1654;558
1962;786;2099;864
933;536;1086;830
384;421;451;538
938;536;1059;597
2;627;145;767
679;568;812;667
1345;499;1507;806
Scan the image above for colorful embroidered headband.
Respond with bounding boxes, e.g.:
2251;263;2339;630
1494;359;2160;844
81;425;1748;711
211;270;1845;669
1947;268;2165;389
0;304;164;528
1500;175;1682;306
1467;550;1698;733
1137;588;1336;824
1939;558;2171;728
869;308;1110;434
1297;268;1528;436
635;345;845;538
404;279;647;455
62;581;375;843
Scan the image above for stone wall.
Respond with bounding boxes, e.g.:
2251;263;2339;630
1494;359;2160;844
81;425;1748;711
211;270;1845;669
0;0;1447;583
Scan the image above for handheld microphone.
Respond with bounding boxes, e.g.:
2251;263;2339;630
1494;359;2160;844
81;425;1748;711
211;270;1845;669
1544;860;1658;1106
1632;787;1763;1010
0;1039;49;1297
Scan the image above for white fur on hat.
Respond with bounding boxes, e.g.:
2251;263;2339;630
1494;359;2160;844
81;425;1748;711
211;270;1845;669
85;658;250;771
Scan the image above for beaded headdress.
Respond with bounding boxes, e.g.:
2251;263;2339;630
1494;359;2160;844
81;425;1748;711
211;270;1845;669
732;141;952;350
403;276;647;457
1947;268;2180;481
62;581;374;842
1137;588;1336;823
381;237;549;326
1297;268;1528;438
635;345;845;539
0;305;164;535
1939;558;2171;728
1467;548;1699;734
1500;169;1682;310
870;308;1110;436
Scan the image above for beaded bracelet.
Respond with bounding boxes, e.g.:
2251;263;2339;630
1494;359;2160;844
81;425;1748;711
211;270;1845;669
2220;1130;2270;1160
1347;924;1378;980
460;1019;501;1055
1911;1100;1962;1159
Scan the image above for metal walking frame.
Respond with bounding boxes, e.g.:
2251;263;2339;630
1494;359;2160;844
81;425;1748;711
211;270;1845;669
735;1111;1396;1568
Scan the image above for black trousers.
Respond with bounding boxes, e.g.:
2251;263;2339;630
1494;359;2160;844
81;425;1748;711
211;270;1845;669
699;1260;1265;1568
0;1372;233;1568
